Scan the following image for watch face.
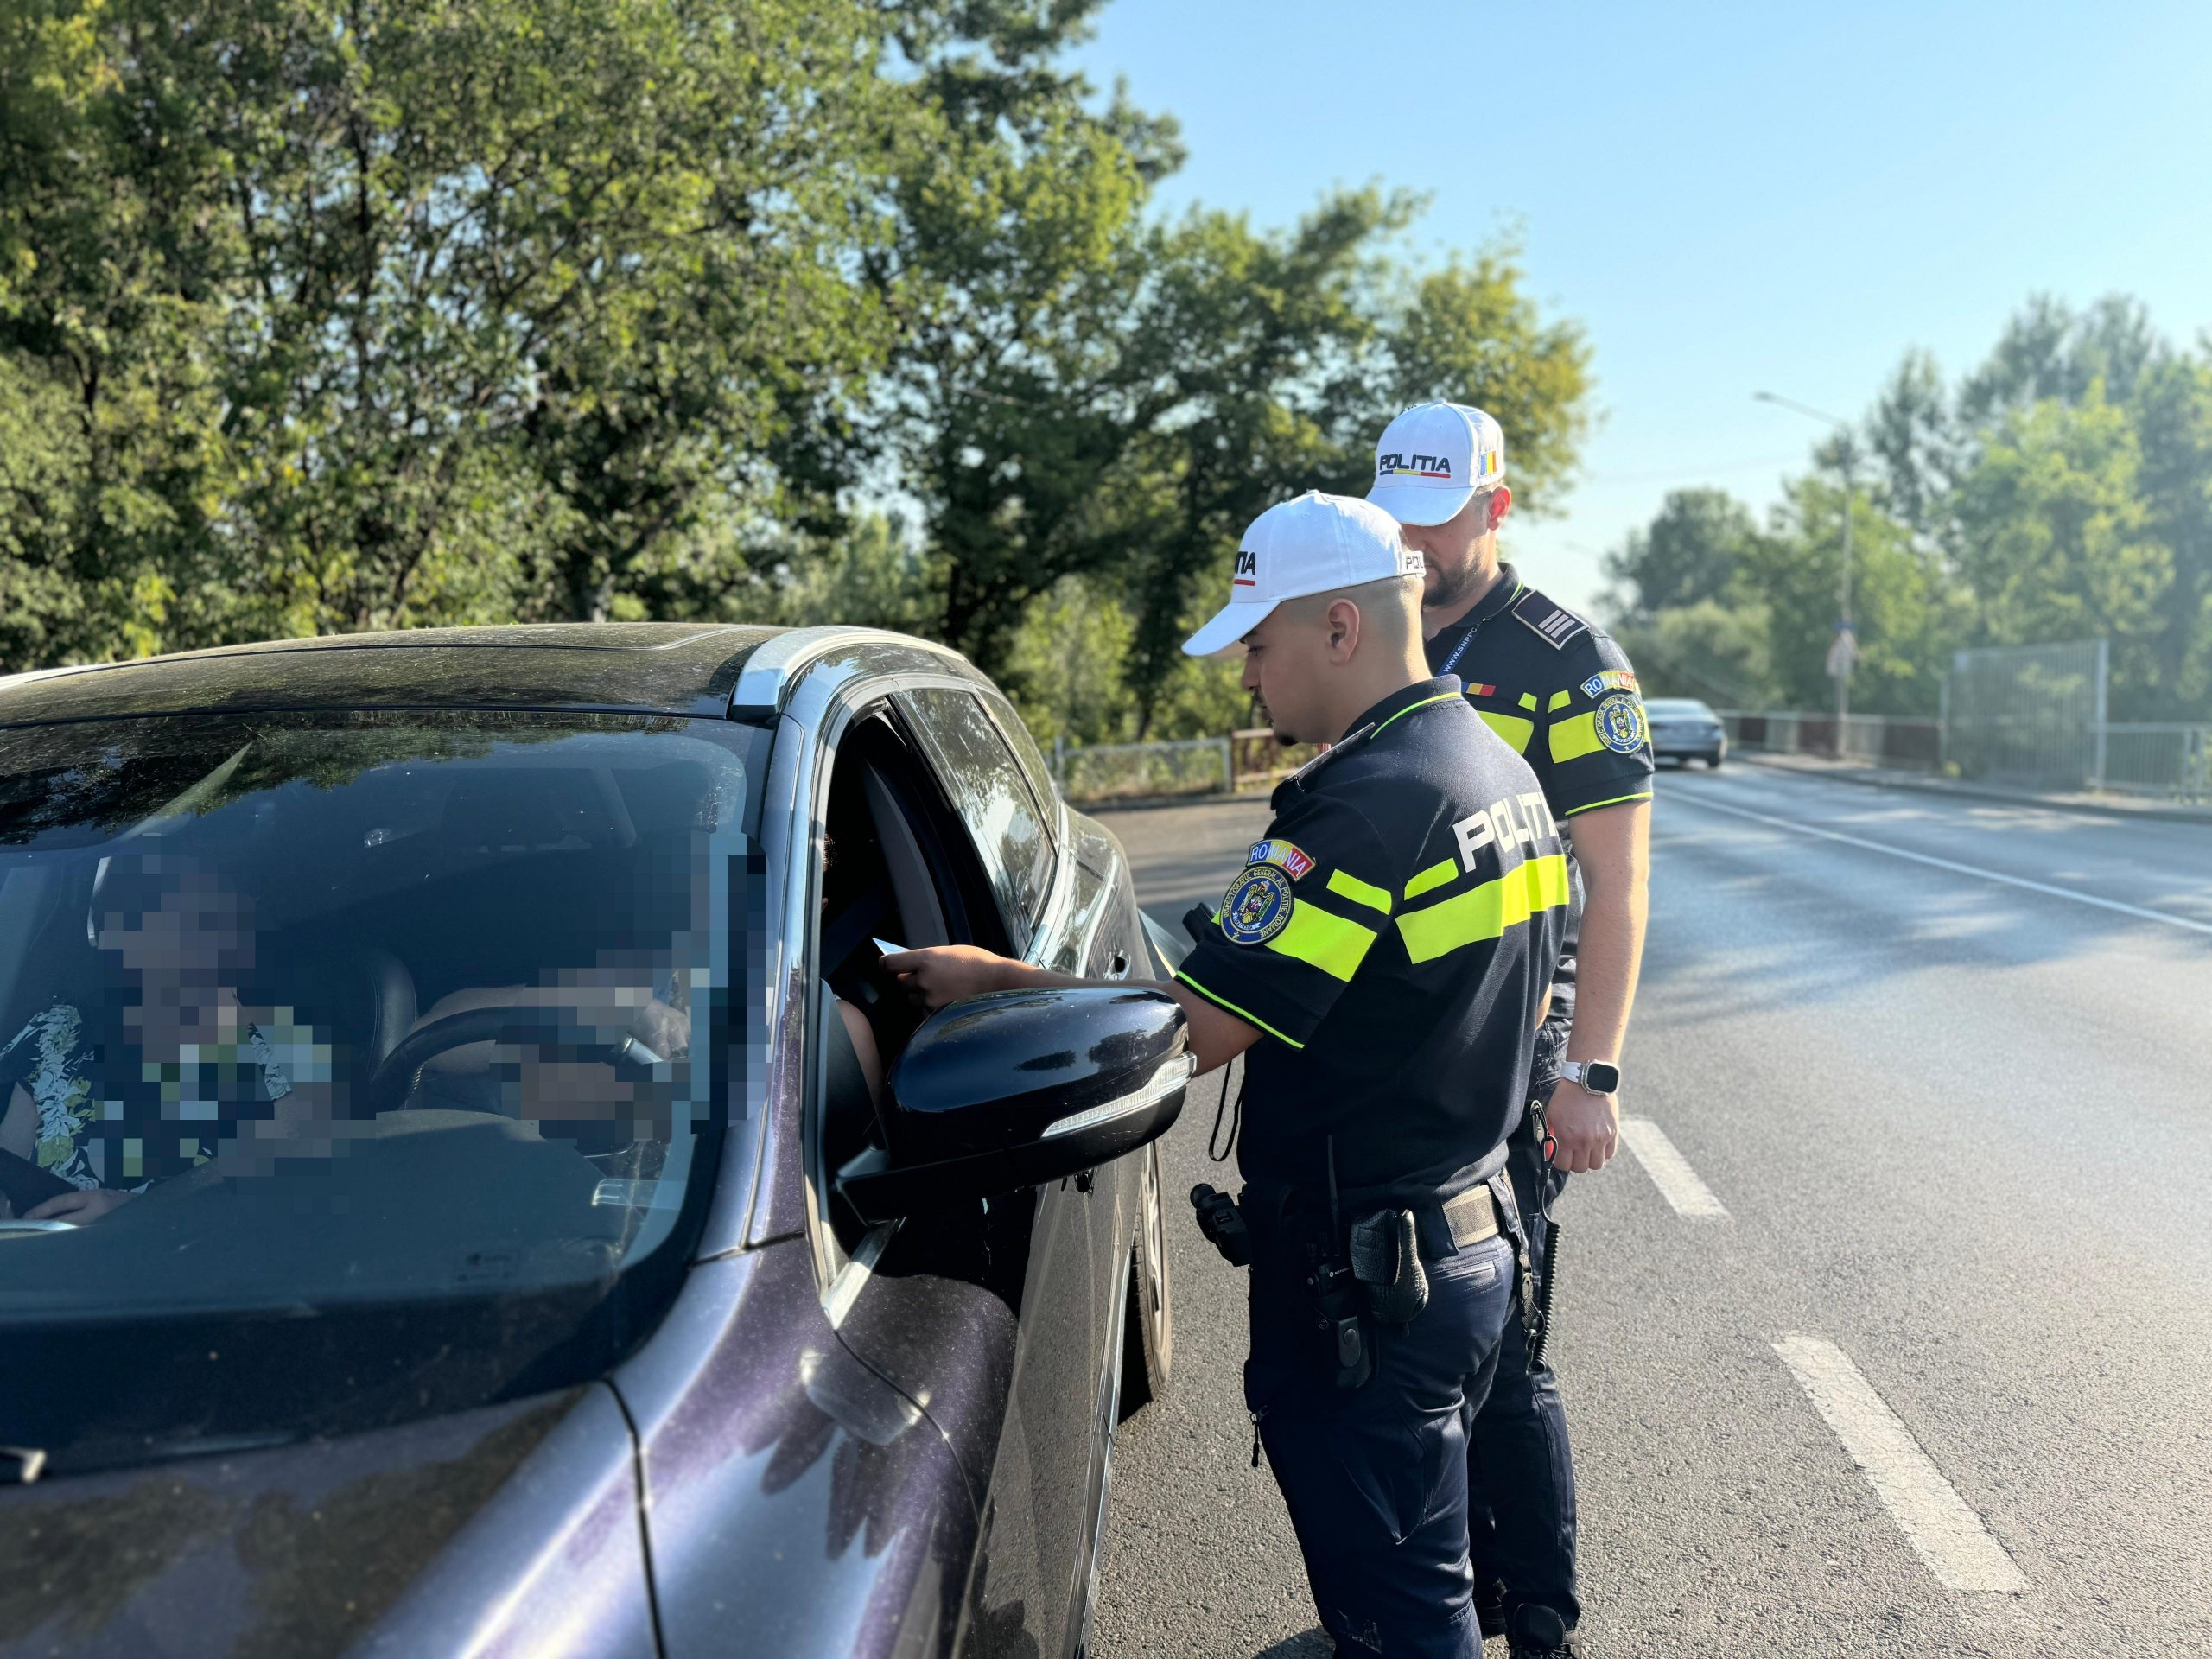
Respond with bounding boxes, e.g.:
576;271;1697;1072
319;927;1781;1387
1584;1062;1621;1094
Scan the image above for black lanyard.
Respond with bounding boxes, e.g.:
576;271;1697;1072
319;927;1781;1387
1435;575;1517;680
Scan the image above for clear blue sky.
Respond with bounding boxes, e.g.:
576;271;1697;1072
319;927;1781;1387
1072;0;2212;615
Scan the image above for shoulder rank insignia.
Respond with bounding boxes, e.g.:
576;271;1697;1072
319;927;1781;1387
1580;668;1638;698
1510;590;1590;651
1246;838;1315;880
1219;864;1294;945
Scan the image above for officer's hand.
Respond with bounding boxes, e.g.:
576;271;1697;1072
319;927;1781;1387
1542;1080;1619;1173
880;945;1031;1011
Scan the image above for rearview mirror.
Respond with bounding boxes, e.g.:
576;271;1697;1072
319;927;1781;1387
836;986;1190;1224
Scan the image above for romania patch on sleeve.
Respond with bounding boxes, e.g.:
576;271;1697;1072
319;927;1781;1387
1595;691;1648;754
1220;865;1295;945
1581;668;1638;698
1246;838;1315;880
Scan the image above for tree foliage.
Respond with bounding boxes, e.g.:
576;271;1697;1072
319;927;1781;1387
2;0;1597;750
1608;295;2212;723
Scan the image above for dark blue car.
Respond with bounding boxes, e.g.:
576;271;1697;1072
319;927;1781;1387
0;624;1184;1658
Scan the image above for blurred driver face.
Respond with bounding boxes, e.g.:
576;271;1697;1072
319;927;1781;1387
94;859;254;986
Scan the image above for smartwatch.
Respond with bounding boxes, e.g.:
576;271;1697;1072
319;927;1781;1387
1559;1060;1620;1095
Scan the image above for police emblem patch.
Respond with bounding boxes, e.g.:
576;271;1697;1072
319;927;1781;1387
1245;838;1315;880
1595;691;1648;754
1219;865;1294;945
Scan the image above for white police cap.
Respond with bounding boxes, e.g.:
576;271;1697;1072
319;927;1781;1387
1181;491;1421;658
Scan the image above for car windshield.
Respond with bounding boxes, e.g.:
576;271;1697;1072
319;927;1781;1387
0;710;766;1463
1645;700;1715;719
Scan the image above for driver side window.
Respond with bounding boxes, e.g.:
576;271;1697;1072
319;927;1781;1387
808;702;1011;1256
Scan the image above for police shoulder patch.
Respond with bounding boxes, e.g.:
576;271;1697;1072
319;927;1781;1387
1246;838;1316;880
1219;864;1295;945
1580;668;1639;699
1510;590;1591;651
1595;691;1648;754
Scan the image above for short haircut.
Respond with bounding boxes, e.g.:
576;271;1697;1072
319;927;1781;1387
1275;572;1422;652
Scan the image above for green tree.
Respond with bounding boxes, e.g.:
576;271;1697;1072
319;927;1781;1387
1602;487;1758;618
0;0;913;665
2130;355;2212;712
1609;599;1775;709
1954;388;2171;714
1745;476;1962;716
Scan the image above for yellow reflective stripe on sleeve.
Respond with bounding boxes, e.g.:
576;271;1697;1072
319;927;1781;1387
1325;868;1393;915
1266;899;1379;982
1561;790;1653;817
1173;970;1305;1049
1548;689;1573;712
1478;710;1535;754
1395;853;1572;964
1549;710;1603;763
1403;858;1456;901
1517;691;1540;712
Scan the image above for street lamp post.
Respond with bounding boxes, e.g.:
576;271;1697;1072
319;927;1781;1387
1754;391;1855;757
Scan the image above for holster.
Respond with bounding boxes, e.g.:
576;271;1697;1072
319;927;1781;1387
1241;1180;1373;1390
1347;1208;1428;1325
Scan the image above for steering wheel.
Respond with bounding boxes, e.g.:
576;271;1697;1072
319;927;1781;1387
362;1007;661;1116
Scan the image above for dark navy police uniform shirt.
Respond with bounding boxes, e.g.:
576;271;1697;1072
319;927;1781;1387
1175;677;1568;1209
1423;567;1654;1026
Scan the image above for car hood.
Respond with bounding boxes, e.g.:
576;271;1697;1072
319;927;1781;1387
0;1385;645;1659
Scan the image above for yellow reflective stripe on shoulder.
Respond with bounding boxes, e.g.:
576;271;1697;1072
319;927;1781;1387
1403;858;1456;901
1478;710;1535;754
1371;690;1463;738
1173;970;1305;1049
1266;899;1379;982
1517;691;1540;712
1396;853;1571;964
1325;868;1392;915
1548;689;1573;712
1549;710;1603;763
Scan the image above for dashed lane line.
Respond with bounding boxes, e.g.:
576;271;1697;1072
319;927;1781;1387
1617;1117;1728;1218
1772;1334;2028;1594
1673;791;2212;938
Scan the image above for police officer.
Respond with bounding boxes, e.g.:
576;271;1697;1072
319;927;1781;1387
1369;404;1656;1658
890;490;1568;1658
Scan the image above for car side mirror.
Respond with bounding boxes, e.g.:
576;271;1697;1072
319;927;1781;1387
835;986;1191;1224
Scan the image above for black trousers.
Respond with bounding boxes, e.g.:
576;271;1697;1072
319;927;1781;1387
1466;1058;1581;1628
1247;1229;1516;1659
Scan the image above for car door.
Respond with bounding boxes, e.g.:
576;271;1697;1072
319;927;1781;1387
887;686;1127;1659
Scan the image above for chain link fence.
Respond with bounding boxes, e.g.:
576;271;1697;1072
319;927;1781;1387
1049;736;1231;804
1048;728;1322;805
1942;639;2109;791
1721;632;2212;804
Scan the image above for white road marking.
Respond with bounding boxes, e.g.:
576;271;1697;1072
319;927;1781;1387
1618;1117;1728;1217
1676;791;2212;938
1772;1334;2027;1593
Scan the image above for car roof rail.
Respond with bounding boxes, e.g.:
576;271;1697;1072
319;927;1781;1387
726;626;971;721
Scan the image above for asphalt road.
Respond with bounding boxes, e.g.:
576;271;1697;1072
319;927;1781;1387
1089;761;2212;1658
